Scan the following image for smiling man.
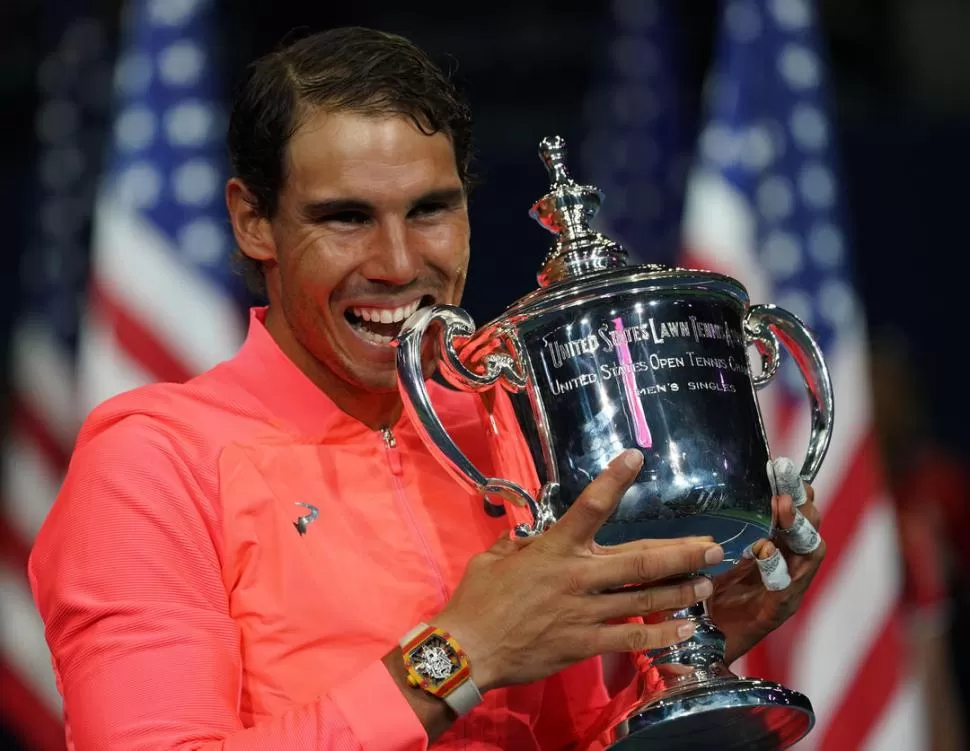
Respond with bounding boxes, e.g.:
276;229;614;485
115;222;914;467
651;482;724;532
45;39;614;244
28;26;825;751
227;95;471;427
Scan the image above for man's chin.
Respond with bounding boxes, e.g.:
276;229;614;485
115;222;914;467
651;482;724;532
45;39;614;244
337;330;441;395
347;355;439;394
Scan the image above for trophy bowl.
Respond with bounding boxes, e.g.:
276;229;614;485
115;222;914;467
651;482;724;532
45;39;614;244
395;136;834;750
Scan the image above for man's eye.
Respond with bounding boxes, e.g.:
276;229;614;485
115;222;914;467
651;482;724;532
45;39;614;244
322;211;370;225
410;203;447;217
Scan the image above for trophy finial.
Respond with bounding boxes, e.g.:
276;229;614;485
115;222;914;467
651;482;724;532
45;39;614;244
538;136;570;185
530;135;629;286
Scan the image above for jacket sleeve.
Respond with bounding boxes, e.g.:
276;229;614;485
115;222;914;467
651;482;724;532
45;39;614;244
28;418;428;751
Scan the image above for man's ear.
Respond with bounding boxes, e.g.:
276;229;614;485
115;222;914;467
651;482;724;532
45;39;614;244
226;177;276;264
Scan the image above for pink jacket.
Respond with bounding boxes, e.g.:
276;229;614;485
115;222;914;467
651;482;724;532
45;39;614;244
29;307;617;750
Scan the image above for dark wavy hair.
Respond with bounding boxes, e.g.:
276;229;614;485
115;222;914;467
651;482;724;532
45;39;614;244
226;26;475;295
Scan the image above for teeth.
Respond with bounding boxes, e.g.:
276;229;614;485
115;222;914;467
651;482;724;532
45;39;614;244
403;299;421;320
351;323;394;346
350;299;423;324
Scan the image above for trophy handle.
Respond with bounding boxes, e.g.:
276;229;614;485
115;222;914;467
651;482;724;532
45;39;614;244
395;304;551;527
744;304;835;483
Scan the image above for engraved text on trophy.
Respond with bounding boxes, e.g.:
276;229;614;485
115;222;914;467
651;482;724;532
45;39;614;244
540;314;748;398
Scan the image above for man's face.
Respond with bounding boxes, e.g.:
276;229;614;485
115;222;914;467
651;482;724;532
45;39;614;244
262;110;469;393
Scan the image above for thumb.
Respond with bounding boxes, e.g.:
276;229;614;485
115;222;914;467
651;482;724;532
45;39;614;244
488;530;533;557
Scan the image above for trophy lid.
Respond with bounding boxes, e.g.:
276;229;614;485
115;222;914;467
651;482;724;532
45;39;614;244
492;135;750;321
530;135;670;287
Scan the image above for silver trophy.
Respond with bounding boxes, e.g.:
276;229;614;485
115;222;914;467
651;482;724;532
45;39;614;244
396;136;834;750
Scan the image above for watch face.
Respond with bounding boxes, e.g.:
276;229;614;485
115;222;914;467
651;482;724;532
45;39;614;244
411;634;462;685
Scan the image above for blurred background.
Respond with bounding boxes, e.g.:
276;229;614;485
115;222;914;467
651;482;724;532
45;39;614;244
1;0;968;749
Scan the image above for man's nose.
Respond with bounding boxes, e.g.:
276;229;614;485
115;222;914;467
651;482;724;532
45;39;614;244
360;220;420;285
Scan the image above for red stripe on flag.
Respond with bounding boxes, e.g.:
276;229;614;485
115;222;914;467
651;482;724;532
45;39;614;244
3;398;70;577
773;397;800;448
11;401;71;475
735;432;885;689
818;613;904;750
741;636;772;688
0;659;65;751
89;281;194;385
0;513;32;579
788;432;884;627
678;247;710;272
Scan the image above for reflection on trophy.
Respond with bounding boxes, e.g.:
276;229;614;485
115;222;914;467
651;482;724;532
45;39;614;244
396;136;834;749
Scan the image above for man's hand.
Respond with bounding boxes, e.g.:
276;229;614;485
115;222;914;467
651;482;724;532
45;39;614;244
434;449;724;692
713;457;826;663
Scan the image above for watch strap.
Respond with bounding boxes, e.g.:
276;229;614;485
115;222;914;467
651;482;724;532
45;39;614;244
441;672;483;717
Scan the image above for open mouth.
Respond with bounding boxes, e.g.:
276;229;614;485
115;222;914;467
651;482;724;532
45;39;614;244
343;296;434;346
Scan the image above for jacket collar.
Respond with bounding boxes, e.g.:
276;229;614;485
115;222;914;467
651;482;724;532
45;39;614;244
225;306;356;438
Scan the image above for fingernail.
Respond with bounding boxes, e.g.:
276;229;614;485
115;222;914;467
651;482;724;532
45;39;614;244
694;578;713;598
751;539;771;558
677;622;696;639
622;449;643;470
757;542;777;560
704;545;724;565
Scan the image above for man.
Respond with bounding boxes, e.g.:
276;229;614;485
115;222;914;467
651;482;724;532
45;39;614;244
29;26;825;750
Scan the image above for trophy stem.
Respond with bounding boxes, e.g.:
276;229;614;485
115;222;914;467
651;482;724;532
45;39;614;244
594;598;815;750
644;600;735;696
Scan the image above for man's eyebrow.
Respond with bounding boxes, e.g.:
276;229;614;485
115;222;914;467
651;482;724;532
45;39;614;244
300;187;465;220
409;187;465;208
300;197;375;219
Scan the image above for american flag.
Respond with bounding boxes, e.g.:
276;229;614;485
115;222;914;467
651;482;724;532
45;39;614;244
1;7;109;749
1;0;245;748
585;0;927;748
80;0;246;414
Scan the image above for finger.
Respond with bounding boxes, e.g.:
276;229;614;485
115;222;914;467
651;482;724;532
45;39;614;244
778;506;822;555
546;449;643;550
807;500;820;530
766;459;778;497
776;494;796;529
776;489;821;533
594;618;698;654
742;537;776;561
593;577;713;621
583;541;723;592
744;539;792;591
769;457;808;506
799;498;821;530
593;536;715;556
488;532;533;556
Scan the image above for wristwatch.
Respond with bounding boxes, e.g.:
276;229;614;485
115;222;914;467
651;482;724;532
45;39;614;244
399;623;483;717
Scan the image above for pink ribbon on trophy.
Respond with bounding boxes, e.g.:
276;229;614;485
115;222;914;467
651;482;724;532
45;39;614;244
612;317;652;449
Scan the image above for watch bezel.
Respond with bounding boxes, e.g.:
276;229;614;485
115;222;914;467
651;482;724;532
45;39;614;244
402;626;471;697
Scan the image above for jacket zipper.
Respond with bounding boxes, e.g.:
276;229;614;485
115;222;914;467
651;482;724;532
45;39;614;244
381;427;449;607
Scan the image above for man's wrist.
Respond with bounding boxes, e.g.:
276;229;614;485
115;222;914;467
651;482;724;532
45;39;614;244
723;621;772;665
382;648;455;743
430;615;499;693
